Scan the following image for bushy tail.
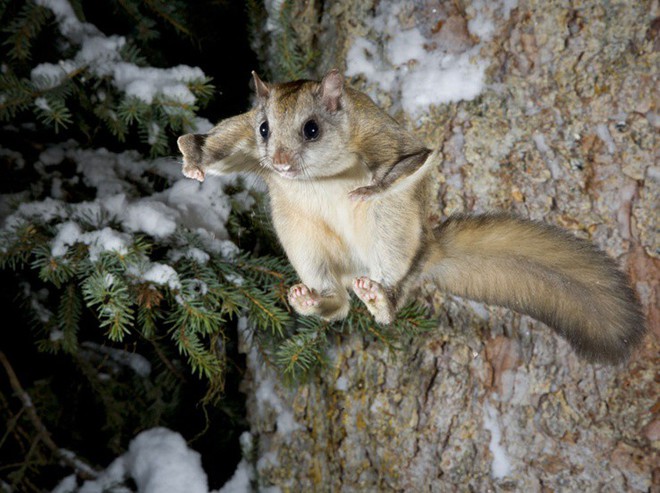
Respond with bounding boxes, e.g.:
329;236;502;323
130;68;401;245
427;214;645;363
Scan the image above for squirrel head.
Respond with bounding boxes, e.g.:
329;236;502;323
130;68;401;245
252;70;354;180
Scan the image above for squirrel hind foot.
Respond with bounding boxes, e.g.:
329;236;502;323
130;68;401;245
353;277;395;325
288;283;321;314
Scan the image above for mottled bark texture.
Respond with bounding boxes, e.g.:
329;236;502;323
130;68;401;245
244;1;659;491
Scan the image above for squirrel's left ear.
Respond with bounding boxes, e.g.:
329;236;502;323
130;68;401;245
320;69;343;112
252;71;270;99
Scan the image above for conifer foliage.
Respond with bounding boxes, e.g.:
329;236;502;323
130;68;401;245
0;0;214;157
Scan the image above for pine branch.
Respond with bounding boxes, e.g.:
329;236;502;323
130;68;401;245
118;41;147;66
136;284;163;338
2;2;51;61
186;76;215;106
94;102;128;142
0;71;36;119
275;325;327;379
115;0;159;42
32;245;76;288
33;96;73;131
144;0;192;38
55;283;82;353
0;223;48;270
170;322;224;382
81;270;134;341
273;0;319;80
240;285;291;337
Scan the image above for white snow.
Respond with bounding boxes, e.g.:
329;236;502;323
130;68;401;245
80;228;131;261
344;37;397;92
21;284;53;323
52;474;77;493
237;317;301;436
71;428;208;493
121;200;178;238
35;0;93;40
82;341;152;377
532;132;562;179
140;263;182;291
126;428;208;493
386;28;428;65
50;329;65;341
482;401;512;479
5;197;66;227
263;0;286;32
51;221;84;257
215;460;254;493
335;375;349;391
0;148;25;169
35;97;52;111
48;214;135;261
345;0;518;117
191;117;214;134
595;123;616;154
187;247;211;264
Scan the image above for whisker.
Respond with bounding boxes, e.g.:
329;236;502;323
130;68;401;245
299;155;324;200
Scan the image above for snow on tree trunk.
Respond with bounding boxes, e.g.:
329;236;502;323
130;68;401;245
243;0;659;491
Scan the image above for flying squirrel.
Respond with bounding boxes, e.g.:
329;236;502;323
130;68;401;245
177;69;645;364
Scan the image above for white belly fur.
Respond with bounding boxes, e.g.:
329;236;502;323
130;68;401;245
266;168;379;289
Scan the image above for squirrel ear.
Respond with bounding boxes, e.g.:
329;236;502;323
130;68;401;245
252;71;270;99
320;69;343;112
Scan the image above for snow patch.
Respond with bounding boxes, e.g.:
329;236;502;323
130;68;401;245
34;97;51;111
483;401;512;479
140;263;182;291
51;221;83;256
51;222;130;260
75;428;208;493
82;342;152;377
237;317;301;436
215;460;254;493
532;132;562;179
122;200;178;238
52;474;77;493
596;123;616;154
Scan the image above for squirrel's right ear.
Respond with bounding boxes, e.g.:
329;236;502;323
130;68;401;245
252;71;270;99
320;69;343;112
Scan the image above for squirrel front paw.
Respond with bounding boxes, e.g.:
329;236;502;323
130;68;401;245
182;163;206;182
288;284;321;315
349;184;382;201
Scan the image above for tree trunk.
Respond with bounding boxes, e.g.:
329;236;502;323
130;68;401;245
243;1;659;491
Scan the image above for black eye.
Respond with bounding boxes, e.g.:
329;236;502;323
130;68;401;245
259;121;269;140
302;119;319;141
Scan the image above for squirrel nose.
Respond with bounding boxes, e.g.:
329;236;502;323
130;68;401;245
272;148;293;170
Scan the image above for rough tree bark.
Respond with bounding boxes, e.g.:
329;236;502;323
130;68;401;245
242;1;659;491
